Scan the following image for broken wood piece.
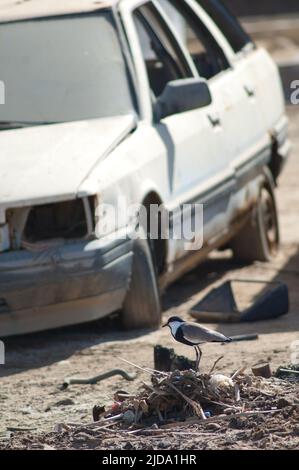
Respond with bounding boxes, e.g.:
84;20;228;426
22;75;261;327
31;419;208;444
154;345;174;372
92;405;106;422
252;362;272;379
154;345;196;372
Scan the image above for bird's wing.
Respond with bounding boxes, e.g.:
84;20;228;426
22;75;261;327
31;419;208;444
182;322;230;344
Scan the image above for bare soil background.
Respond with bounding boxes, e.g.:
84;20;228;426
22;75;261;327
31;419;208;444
1;67;299;448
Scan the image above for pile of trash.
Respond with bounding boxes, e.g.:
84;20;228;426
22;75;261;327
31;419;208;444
101;370;238;425
5;363;299;450
92;364;294;429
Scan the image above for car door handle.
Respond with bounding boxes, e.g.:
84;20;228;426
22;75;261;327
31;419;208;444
244;84;255;98
208;113;221;128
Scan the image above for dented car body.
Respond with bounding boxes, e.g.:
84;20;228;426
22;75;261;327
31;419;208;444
0;0;290;335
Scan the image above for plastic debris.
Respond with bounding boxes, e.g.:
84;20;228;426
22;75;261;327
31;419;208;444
190;280;289;323
209;374;235;397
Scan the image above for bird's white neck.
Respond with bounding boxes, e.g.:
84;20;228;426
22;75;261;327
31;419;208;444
168;321;182;336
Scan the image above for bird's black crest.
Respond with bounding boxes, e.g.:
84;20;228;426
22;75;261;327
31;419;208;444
167;316;184;324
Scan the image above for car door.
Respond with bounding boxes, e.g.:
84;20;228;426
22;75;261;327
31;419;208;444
197;0;285;137
120;0;235;262
177;0;269;194
159;0;269;226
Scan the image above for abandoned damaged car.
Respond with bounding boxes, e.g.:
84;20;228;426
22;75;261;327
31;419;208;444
0;0;290;335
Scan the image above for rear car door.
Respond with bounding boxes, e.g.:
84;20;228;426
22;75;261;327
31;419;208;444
198;0;285;131
198;1;287;174
120;0;235;260
160;0;269;221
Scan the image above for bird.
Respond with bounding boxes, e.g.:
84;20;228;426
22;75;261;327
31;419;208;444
163;316;232;370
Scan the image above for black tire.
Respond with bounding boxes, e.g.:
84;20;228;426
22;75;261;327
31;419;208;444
231;183;280;262
122;230;162;330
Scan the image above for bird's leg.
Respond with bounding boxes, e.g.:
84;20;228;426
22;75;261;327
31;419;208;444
194;346;202;372
194;347;200;371
196;347;199;371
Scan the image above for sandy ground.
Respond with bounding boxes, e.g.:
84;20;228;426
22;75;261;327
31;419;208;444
0;107;299;448
243;15;299;64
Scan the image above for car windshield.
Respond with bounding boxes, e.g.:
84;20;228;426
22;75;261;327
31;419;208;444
0;11;135;125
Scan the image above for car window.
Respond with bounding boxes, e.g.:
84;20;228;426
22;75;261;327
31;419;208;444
133;2;192;98
159;0;230;79
0;12;136;124
198;0;253;53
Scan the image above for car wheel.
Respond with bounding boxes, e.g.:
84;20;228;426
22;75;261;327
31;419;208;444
122;229;162;330
231;183;280;262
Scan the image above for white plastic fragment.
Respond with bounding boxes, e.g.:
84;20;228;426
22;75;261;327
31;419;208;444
209;374;235;396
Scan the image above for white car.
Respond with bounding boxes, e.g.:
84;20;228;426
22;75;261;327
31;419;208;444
0;0;290;336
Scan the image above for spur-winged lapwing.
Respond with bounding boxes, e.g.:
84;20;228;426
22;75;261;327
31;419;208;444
163;316;232;370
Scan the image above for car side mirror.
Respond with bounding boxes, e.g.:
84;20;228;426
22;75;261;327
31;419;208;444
155;78;212;121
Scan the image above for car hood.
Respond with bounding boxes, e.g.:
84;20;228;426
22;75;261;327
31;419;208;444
0;113;135;212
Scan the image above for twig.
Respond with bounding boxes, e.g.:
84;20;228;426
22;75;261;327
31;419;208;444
129;410;278;435
200;409;280;425
209;356;224;375
202;398;241;411
134;429;216;437
104;413;124;422
118;358;168;376
231;366;247;380
89;421;123;431
167;382;206;420
93;427;140;439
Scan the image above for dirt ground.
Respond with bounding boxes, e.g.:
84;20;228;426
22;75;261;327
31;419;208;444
4;374;299;450
1;106;299;450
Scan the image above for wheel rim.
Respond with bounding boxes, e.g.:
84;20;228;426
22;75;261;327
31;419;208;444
260;188;279;256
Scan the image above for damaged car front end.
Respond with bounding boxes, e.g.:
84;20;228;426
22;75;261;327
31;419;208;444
0;203;134;335
0;4;137;335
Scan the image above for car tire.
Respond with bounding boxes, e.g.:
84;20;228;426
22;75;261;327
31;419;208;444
122;229;162;330
231;182;280;262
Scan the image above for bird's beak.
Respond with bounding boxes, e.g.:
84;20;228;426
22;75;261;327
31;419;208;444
162;322;168;328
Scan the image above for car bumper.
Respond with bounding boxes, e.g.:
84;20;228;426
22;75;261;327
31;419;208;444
0;230;133;336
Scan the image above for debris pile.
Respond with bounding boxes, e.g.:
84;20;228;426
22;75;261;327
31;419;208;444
91;365;295;429
4;363;299;451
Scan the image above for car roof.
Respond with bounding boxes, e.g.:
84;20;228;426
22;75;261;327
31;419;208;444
0;0;118;22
